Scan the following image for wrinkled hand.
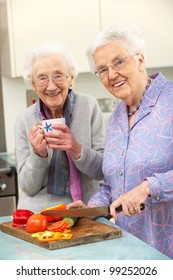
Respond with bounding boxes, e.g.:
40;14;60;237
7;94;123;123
67;200;97;219
67;200;88;209
45;123;82;159
109;181;150;220
29;122;48;158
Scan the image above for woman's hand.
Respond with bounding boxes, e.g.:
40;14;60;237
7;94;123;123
109;180;150;220
45;124;82;159
67;200;97;219
67;200;88;209
29;122;48;158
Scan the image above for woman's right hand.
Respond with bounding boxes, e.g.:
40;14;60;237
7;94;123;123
29;122;48;158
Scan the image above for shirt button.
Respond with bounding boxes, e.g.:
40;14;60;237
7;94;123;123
156;196;160;201
121;151;125;156
119;170;123;176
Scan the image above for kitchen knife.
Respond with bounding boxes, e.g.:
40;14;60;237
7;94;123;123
41;203;145;217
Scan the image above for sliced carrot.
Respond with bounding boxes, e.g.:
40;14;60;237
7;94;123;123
47;220;70;231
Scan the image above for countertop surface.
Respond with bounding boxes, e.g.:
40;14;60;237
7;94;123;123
0;216;170;260
0;152;17;168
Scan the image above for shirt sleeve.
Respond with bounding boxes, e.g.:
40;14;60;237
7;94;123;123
146;169;173;203
87;179;112;206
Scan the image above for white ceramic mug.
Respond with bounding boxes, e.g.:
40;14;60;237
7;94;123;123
40;118;65;133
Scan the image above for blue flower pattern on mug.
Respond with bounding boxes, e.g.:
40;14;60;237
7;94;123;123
43;122;53;132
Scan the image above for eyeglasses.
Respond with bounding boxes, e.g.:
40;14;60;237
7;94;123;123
95;54;138;79
34;72;69;86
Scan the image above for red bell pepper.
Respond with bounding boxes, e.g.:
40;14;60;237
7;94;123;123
44;215;62;223
12;209;34;227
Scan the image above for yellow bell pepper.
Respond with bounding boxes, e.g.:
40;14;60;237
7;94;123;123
31;229;73;242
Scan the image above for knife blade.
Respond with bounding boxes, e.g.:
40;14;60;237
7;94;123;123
41;203;145;217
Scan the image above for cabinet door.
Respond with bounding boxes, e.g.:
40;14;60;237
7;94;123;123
100;0;173;68
1;0;100;77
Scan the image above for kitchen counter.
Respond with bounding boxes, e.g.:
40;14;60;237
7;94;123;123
0;216;170;260
0;152;17;168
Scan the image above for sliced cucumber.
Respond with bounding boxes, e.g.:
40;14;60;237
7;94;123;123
63;216;78;227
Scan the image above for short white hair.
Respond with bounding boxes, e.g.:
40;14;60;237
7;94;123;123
87;25;146;73
23;42;79;85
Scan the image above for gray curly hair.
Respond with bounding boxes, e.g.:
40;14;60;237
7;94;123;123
23;42;79;86
87;25;146;73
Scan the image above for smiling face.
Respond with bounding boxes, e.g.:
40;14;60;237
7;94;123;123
32;55;74;118
94;41;147;106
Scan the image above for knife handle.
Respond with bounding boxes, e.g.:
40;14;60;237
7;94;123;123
115;203;145;213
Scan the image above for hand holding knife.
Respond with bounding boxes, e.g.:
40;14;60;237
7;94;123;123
41;203;145;218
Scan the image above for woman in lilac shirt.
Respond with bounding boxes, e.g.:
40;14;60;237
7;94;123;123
69;25;173;259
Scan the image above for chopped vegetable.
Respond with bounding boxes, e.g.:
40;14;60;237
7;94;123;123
63;216;78;227
44;215;62;223
47;220;71;231
60;232;73;240
40;203;67;213
29;205;77;242
40;203;67;223
47;216;78;231
12;209;34;227
31;230;73;242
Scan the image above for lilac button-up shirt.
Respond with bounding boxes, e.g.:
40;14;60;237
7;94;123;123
88;72;173;259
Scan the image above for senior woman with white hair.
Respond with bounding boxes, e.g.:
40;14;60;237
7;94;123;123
15;42;105;213
68;25;173;259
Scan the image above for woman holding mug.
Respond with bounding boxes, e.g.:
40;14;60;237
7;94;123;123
15;42;105;213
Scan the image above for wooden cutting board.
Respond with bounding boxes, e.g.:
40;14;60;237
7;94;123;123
0;218;122;250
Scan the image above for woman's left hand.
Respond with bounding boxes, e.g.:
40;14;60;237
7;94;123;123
44;124;82;159
109;180;150;220
67;200;98;219
67;200;88;209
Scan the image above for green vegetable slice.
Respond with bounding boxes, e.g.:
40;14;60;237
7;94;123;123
63;216;78;227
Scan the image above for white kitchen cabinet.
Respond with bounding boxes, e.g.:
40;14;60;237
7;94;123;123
0;0;100;77
100;0;173;68
1;0;172;78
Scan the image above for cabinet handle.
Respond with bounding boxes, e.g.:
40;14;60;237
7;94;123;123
0;182;7;192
